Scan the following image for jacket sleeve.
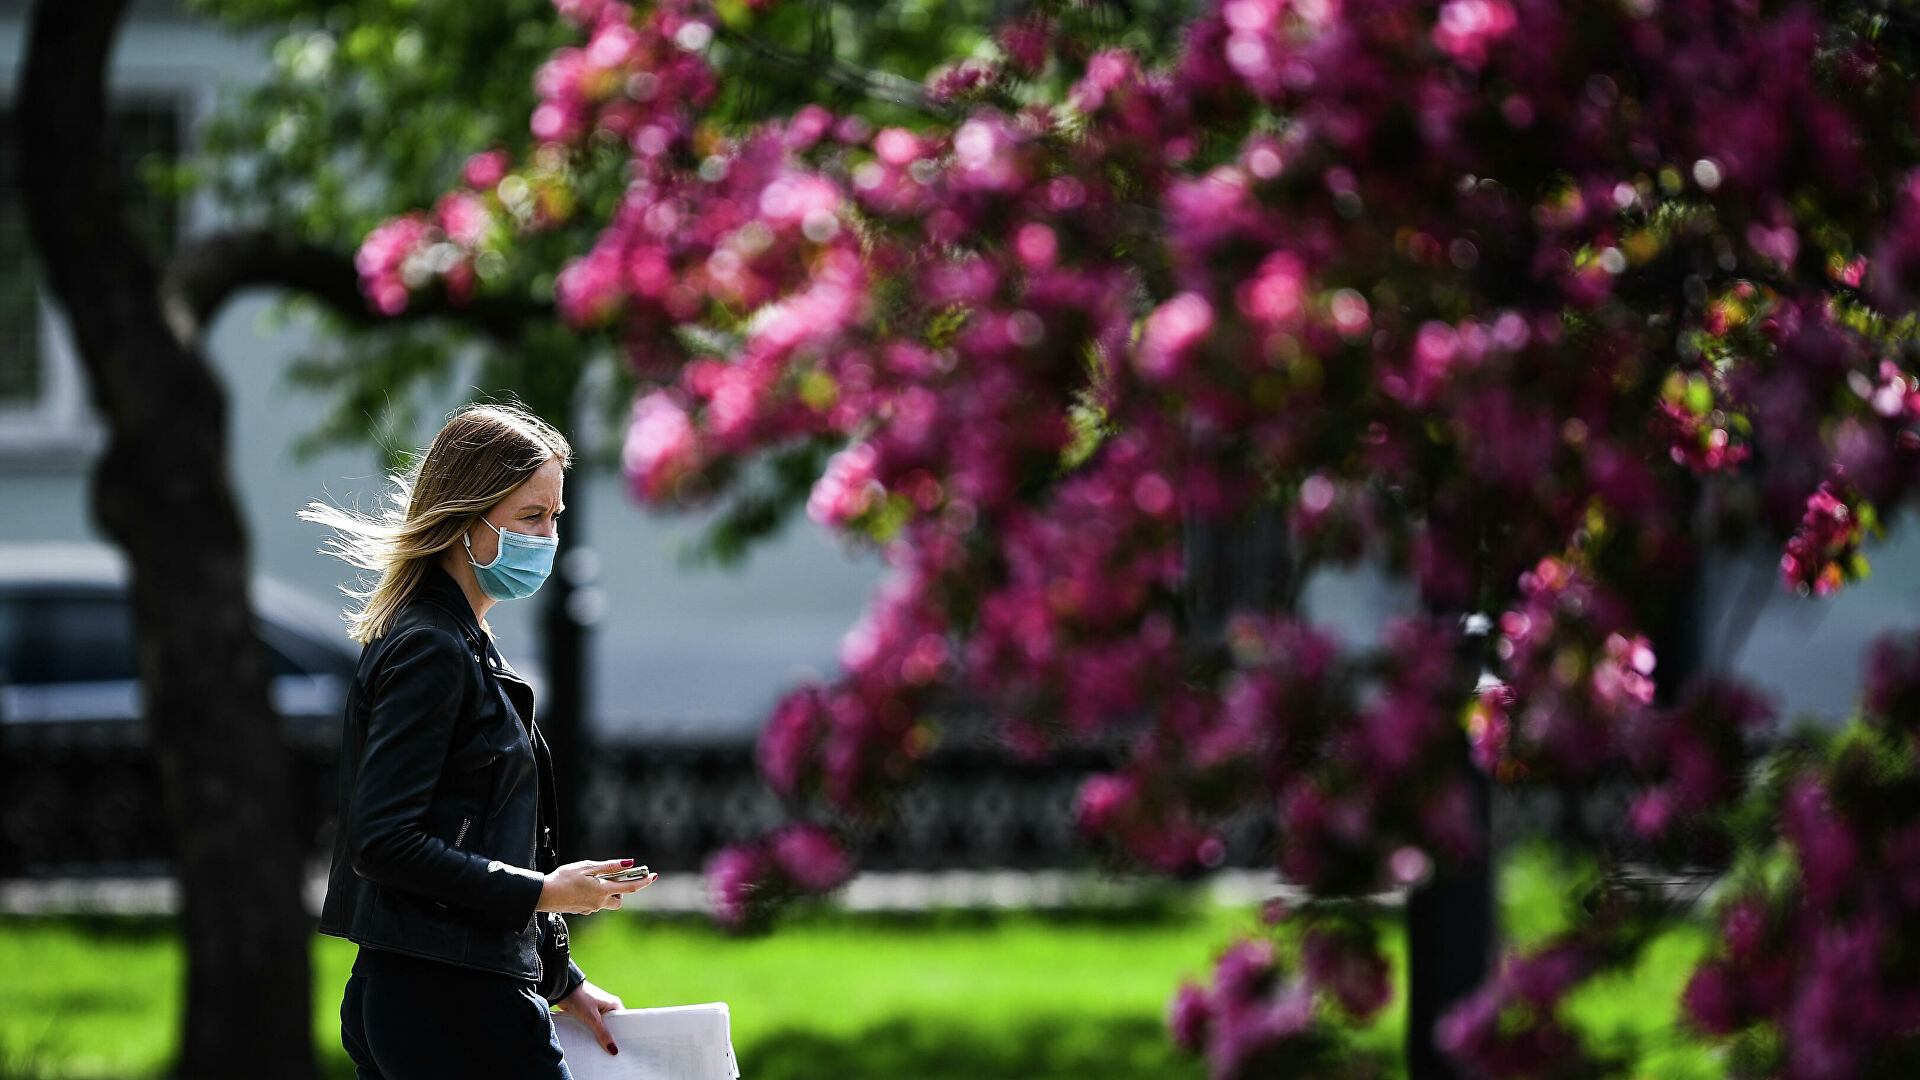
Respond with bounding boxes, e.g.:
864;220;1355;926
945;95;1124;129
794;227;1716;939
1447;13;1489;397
349;625;546;932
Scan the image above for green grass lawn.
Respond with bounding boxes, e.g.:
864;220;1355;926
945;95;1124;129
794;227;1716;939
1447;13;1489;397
1496;843;1720;1080
0;897;1260;1080
0;853;1713;1080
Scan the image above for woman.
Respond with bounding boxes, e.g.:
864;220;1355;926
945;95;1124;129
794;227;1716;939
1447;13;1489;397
304;403;653;1079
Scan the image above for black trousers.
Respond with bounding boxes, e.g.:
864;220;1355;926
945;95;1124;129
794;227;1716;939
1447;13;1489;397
341;945;573;1080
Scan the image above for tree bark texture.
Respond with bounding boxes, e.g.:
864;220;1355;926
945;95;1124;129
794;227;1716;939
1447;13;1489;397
19;3;317;1078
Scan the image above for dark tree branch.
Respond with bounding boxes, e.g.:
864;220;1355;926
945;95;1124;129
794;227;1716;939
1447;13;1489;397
161;227;555;349
715;26;950;119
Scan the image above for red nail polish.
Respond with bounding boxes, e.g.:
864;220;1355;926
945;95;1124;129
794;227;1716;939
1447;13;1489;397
610;1046;620;1056
621;859;635;867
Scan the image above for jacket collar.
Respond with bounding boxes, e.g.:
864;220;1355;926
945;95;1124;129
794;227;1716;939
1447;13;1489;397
412;559;488;648
411;560;535;702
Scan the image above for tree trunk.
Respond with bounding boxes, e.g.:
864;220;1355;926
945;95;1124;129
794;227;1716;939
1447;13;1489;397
1405;762;1492;1080
19;3;316;1078
540;487;591;861
1406;553;1495;1080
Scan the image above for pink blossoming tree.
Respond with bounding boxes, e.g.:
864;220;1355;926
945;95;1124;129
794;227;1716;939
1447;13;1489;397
364;0;1920;1073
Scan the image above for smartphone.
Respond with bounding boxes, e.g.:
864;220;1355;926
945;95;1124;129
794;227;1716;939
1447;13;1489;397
596;865;653;883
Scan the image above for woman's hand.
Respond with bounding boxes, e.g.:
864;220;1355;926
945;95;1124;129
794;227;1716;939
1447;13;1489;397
536;859;657;915
553;978;626;1055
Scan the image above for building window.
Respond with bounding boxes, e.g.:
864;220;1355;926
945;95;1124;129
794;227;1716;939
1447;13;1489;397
0;100;182;455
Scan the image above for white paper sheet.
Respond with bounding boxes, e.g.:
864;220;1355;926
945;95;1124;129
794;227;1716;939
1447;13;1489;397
552;1003;740;1080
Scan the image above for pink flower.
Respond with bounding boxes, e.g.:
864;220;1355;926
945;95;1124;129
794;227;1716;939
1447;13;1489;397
552;0;610;27
1869;173;1920;310
767;823;853;894
704;844;769;930
1134;293;1214;383
1438;944;1588;1076
1865;629;1920;730
1167;982;1213;1051
806;442;882;526
1465;682;1513;774
1592;632;1656;710
949;115;1026;195
585;18;641;70
622;391;701;501
434;191;492;248
1302;930;1391;1019
872;127;923;167
1432;0;1517;69
461;149;511;191
758;684;825;797
1683;961;1741;1035
1211;985;1315;1080
355;215;428;278
1782;778;1860;911
554;247;626;326
926;59;1000;105
1014;223;1058;270
1747;222;1800;270
355;213;433;315
531;99;587;144
997;17;1053;75
1070;49;1137;113
1628;786;1676;839
1507;943;1588;1009
1212;939;1279;1006
1075;772;1138;834
1721;898;1770;964
757;172;842;234
1235;251;1306;327
1780;479;1864;596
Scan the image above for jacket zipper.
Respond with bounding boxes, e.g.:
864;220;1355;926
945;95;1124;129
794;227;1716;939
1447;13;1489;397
474;636;552;988
453;817;472;849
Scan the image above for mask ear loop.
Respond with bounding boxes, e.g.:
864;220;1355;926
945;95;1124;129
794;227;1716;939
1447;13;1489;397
465;517;506;570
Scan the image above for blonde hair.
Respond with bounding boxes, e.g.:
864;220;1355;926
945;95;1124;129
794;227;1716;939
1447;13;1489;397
301;403;573;643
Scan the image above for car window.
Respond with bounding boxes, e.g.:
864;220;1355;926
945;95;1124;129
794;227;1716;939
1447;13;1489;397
0;587;354;688
0;595;21;683
7;592;138;684
259;622;356;679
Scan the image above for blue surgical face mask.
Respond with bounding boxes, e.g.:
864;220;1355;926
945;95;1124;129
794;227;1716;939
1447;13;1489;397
465;517;557;601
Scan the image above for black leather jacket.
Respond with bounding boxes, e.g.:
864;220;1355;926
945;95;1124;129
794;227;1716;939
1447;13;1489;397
318;562;585;1002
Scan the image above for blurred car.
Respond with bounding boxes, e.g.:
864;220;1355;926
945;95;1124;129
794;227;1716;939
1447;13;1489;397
0;541;357;742
0;542;358;876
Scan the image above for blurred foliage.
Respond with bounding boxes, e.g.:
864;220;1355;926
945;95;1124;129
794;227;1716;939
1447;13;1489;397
181;0;1246;593
182;0;1198;553
185;0;606;459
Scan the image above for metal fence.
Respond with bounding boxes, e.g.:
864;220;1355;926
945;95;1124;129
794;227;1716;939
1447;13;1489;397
3;721;1682;883
0;723;1280;879
571;740;1286;875
0;718;341;878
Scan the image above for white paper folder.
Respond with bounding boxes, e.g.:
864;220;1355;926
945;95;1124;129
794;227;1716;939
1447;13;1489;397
551;1003;740;1080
